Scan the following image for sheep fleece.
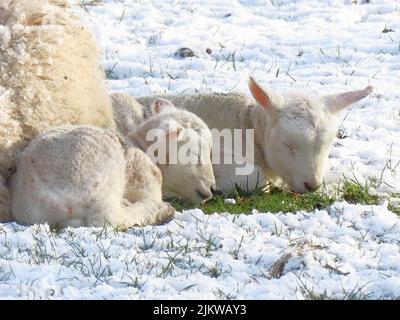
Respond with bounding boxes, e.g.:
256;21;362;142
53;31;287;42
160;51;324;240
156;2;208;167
0;0;115;220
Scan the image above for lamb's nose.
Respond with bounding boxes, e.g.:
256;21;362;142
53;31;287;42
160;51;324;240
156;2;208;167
203;191;213;203
304;182;316;192
196;188;213;202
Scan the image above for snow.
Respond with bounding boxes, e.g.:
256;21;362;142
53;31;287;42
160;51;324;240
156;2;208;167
1;0;400;299
0;203;399;299
225;198;237;204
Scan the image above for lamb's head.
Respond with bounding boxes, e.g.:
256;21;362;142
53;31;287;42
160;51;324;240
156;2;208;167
129;98;215;203
248;77;373;193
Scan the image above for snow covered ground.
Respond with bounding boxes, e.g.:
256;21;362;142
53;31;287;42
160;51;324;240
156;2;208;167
0;0;400;299
0;202;399;299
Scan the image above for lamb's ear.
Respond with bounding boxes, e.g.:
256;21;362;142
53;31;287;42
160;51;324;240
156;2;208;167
324;86;373;114
158;119;184;141
248;77;281;113
151;98;176;115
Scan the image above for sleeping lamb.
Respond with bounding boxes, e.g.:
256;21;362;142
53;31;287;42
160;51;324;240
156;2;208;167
10;125;174;228
112;95;216;203
135;77;373;194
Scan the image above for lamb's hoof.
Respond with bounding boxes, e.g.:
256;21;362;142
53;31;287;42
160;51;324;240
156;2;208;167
156;202;175;225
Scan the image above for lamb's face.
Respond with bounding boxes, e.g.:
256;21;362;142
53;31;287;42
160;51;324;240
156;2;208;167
132;99;216;203
159;123;215;203
248;77;373;193
265;96;337;193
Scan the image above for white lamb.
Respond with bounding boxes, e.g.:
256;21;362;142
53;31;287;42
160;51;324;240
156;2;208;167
0;0;115;221
10;125;174;228
136;77;373;194
112;95;216;203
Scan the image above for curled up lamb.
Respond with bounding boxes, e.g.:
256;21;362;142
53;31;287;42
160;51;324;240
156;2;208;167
10;125;175;228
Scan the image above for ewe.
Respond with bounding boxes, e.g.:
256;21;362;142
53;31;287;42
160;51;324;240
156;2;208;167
0;0;115;222
10;126;174;228
112;95;216;203
136;77;373;194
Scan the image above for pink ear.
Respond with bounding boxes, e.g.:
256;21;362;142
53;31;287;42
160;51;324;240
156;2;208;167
154;101;162;114
151;98;175;115
158;119;184;141
165;128;183;140
324;86;373;114
248;77;272;110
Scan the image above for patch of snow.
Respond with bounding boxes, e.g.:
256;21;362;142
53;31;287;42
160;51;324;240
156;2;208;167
225;198;237;204
0;203;399;299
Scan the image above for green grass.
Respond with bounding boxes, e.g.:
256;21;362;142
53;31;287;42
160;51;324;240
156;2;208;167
172;186;336;215
388;193;400;216
339;178;379;205
171;180;397;215
388;203;400;216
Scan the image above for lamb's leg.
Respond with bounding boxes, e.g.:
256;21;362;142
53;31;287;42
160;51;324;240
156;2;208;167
85;147;175;229
0;175;12;222
109;199;174;228
81;197;173;229
123;148;175;226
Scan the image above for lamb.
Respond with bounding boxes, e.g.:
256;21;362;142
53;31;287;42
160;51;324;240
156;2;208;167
135;77;373;194
0;0;115;221
112;95;216;203
10;125;174;228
